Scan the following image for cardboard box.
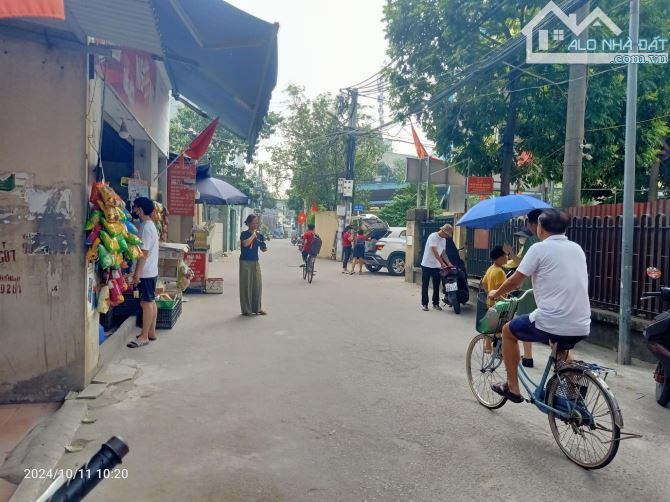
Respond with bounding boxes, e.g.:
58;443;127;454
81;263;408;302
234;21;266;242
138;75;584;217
205;277;223;294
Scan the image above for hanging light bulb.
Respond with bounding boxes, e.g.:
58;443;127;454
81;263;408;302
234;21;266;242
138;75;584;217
118;119;130;140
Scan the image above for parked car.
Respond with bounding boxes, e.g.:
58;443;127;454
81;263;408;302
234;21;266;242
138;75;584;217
365;226;407;276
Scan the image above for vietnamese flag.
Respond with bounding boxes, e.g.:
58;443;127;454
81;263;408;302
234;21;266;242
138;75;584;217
0;0;65;19
411;124;429;159
184;117;219;160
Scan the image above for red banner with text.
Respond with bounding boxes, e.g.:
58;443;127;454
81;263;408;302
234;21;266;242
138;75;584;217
167;160;196;216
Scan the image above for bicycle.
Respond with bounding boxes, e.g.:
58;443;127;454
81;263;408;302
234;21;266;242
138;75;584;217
466;289;638;469
303;254;315;283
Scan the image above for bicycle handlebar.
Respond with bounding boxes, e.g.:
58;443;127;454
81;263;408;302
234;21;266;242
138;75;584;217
499;289;534;302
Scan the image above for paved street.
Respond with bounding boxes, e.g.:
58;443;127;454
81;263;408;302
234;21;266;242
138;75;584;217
62;240;670;501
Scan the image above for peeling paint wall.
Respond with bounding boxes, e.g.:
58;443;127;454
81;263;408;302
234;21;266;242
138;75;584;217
0;37;89;402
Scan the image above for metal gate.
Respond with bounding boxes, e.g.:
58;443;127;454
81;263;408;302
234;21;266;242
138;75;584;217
420;217;455;259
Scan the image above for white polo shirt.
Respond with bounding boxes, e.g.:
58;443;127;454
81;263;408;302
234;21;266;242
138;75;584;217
517;235;591;337
421;232;446;268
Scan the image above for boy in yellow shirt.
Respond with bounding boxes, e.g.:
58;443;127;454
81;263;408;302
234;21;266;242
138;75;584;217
483;246;508;305
482;246;508;353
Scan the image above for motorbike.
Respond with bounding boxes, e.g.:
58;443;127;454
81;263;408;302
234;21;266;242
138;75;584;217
641;266;670;407
441;265;469;314
291;235;298;245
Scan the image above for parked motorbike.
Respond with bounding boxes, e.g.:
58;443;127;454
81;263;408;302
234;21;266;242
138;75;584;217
641;266;670;407
291;236;298;245
442;266;469;314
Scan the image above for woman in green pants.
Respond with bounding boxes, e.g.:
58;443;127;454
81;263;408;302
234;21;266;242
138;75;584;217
239;214;268;316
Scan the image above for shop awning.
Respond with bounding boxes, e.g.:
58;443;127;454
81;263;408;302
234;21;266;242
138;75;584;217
3;0;278;160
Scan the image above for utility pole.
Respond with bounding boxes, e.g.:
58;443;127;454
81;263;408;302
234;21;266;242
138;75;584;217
425;156;431;210
561;1;590;208
337;89;358;260
618;0;640;365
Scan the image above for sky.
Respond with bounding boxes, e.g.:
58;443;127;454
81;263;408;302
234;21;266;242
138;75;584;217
227;0;423;157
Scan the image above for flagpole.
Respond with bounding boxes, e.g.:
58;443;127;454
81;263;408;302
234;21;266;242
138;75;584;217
425;156;430;210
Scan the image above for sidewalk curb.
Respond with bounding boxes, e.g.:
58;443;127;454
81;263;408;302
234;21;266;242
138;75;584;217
1;400;87;502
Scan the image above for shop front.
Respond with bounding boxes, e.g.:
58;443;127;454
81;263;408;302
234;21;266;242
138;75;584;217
0;0;277;402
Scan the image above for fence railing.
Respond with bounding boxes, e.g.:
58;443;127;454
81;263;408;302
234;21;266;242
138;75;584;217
465;213;670;318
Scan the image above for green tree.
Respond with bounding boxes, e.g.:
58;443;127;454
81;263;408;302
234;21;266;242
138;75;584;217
383;0;670;203
378;185;442;226
264;85;387;210
169;106;282;205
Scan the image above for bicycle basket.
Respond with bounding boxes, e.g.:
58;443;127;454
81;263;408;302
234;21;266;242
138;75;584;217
476;297;512;334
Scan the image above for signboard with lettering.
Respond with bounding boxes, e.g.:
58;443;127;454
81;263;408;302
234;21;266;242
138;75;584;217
167;160;196;216
184;251;207;288
467;176;494;195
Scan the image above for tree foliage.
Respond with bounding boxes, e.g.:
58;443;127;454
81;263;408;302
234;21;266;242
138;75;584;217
378;185;442;226
383;0;670;203
169;106;281;205
263;85;388;210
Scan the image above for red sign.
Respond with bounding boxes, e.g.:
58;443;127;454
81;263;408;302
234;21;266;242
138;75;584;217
167;159;196;216
184;251;207;284
311;206;318;213
467;176;494;195
298;211;306;224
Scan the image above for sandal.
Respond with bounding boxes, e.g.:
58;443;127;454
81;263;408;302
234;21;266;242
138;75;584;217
136;335;157;341
127;339;150;349
256;310;268;316
491;382;524;403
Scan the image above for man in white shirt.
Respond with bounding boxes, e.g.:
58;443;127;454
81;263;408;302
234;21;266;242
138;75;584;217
128;197;159;348
488;209;590;403
420;224;454;311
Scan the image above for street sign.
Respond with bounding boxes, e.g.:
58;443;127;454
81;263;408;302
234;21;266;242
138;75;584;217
467;176;494;195
353;204;364;212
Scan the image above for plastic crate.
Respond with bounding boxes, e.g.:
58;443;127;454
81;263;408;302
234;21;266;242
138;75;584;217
136;297;182;329
99;311;115;331
113;293;141;320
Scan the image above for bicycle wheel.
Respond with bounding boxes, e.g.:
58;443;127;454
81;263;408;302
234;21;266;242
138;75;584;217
466;334;507;409
546;367;621;469
303;260;307;280
308;256;315;283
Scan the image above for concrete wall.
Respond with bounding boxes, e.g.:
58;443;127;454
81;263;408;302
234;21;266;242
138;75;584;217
0;37;91;402
314;211;338;259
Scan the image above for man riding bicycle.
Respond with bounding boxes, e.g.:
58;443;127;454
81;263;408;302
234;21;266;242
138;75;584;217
488;209;591;403
300;224;316;265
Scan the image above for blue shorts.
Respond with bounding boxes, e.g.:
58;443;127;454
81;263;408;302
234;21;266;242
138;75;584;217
508;315;586;350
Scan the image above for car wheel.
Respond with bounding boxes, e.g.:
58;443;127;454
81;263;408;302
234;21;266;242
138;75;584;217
365;264;382;273
387;253;406;276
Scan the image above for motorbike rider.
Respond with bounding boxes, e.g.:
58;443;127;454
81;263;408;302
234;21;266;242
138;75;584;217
443;224;468;300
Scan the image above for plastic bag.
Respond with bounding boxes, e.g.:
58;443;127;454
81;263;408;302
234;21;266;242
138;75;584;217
108;279;124;306
84;210;102;231
124;221;139;235
86;224;102;245
126;245;144;261
98;244;114;269
99;230;120;253
116;234;129;253
112;252;123;269
89;181;108;206
112;269;128;293
102;219;125;237
125;233;142;246
86;238;101;263
98;185;117;206
97;285;110;313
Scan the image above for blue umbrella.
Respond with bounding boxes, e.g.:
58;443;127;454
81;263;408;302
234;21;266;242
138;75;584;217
457;195;551;229
196;177;249;206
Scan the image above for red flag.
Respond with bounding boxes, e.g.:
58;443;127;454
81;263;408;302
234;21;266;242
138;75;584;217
517;151;533;167
0;0;64;19
411;124;429;159
184;117;219;160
